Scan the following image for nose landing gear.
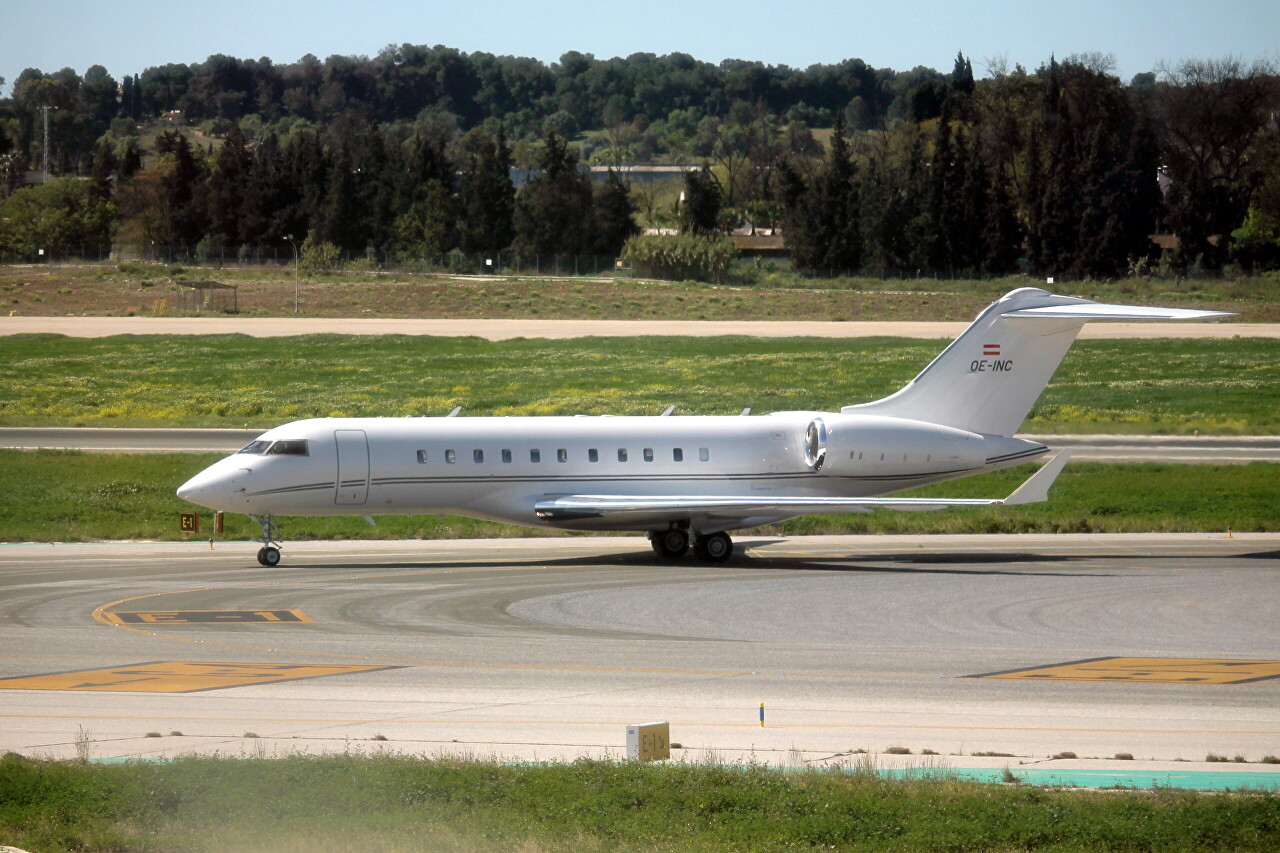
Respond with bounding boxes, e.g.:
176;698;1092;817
250;514;283;567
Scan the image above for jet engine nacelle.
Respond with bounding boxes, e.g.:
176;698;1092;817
804;414;985;477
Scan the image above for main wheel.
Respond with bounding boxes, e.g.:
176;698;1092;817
693;532;733;563
256;546;281;567
650;529;689;559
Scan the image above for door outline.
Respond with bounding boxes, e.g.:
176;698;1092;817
334;429;370;505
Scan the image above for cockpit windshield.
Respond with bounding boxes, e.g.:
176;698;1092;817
266;439;309;456
237;439;309;456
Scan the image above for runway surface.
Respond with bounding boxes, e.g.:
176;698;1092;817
2;315;1272;339
4;427;1277;463
1;534;1277;782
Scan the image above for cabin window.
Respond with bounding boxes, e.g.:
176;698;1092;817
557;448;568;463
473;449;484;463
238;440;271;455
501;449;512;463
643;448;654;462
267;440;309;456
673;448;684;462
416;450;428;464
445;449;456;464
617;448;628;462
699;447;709;462
588;449;599;463
530;449;541;463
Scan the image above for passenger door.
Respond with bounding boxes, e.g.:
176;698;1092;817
334;429;369;505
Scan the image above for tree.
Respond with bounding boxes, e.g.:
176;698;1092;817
0;178;115;254
88;142;117;202
395;131;460;258
458;127;514;255
206;121;254;245
156;130;207;246
513;132;595;254
592;168;639;255
780;114;859;274
314;143;363;251
679;164;722;236
1153;58;1278;268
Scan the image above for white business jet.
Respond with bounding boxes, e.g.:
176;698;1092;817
177;288;1228;566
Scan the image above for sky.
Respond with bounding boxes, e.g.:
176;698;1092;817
2;0;1278;95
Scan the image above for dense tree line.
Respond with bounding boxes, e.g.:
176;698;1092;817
1;47;1278;274
98;122;635;261
781;55;1280;276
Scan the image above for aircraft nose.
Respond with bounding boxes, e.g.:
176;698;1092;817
177;466;247;509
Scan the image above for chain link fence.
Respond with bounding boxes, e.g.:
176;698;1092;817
0;244;625;277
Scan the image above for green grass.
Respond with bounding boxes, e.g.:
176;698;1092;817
2;334;1277;433
1;451;1273;542
2;753;1277;853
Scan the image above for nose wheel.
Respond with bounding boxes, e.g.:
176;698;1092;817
250;514;283;567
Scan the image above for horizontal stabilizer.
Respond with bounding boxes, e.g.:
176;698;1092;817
1004;304;1232;321
534;452;1071;525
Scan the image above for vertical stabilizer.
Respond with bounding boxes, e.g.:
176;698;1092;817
842;288;1230;437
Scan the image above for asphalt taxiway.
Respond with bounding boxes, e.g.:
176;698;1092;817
2;533;1277;783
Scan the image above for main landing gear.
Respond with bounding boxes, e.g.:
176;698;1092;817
648;529;734;563
250;514;282;567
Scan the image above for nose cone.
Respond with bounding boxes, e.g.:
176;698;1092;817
177;465;244;509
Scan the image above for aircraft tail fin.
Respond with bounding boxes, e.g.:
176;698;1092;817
842;288;1230;437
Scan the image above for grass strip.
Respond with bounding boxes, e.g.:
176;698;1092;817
0;451;1273;542
1;753;1277;853
2;334;1279;433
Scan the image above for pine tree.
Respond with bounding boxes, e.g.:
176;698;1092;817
459;128;514;255
206;121;253;245
680;164;722;236
120;141;142;179
513;132;595;255
158;131;206;247
592;168;639;256
395;132;459;258
359;122;398;255
315;143;363;251
88;142;117;202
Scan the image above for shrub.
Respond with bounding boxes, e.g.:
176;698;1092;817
299;238;341;274
621;233;736;283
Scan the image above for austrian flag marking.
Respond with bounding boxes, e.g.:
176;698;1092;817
983;343;1001;356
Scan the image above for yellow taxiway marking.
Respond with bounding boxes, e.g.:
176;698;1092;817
972;657;1280;685
0;661;400;693
84;564;932;681
101;610;312;625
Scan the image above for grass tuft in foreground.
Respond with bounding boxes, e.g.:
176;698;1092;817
1;753;1277;853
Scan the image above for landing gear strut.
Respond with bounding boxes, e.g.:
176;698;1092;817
250;514;282;567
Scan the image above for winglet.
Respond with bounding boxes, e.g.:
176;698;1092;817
1003;449;1072;506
